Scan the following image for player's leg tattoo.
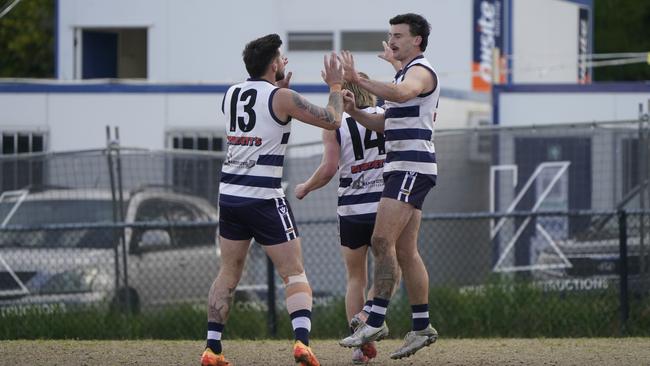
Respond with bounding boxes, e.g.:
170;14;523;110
371;236;399;299
208;283;235;323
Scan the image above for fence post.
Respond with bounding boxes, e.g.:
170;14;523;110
113;127;131;315
105;126;122;310
266;255;277;337
639;102;649;277
618;209;629;335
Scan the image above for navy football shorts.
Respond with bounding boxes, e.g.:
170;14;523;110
338;214;376;250
381;171;435;210
219;197;299;245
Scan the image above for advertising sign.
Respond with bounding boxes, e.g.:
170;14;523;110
472;0;506;92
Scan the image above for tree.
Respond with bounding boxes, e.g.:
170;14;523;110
0;0;54;78
594;0;650;81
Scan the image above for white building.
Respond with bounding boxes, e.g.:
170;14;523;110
1;0;593;153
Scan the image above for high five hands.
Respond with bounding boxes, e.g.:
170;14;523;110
321;52;344;88
339;51;360;84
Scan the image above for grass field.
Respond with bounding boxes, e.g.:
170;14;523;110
1;338;649;365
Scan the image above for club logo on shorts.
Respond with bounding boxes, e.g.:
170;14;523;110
277;202;288;216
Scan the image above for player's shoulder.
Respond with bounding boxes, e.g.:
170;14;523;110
404;60;437;90
269;85;296;100
269;87;294;108
406;63;434;77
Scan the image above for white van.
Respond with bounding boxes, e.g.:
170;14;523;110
0;187;221;313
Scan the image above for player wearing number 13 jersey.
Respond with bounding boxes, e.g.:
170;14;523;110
219;79;292;205
201;33;344;366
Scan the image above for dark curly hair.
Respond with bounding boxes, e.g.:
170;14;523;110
242;33;282;78
389;13;431;51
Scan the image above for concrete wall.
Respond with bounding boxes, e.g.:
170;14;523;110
512;0;591;83
57;0;590;90
57;0;474;89
495;84;650;126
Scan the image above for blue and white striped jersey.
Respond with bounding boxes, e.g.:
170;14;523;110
219;79;291;206
383;55;440;181
337;106;385;219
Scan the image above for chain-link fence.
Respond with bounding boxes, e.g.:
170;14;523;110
1;122;649;339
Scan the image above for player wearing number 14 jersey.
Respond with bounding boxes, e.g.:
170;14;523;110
201;33;344;366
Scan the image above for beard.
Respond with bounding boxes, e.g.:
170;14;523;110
275;70;285;82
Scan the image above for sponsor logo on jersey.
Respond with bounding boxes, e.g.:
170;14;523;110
224;159;256;168
227;136;262;146
351;173;384;190
351;159;385;174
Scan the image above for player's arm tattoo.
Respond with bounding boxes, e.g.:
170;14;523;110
208;285;235;323
291;91;342;125
327;91;343;122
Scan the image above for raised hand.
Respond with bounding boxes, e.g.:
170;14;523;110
277;71;292;89
378;41;401;71
321;52;343;87
340;51;360;83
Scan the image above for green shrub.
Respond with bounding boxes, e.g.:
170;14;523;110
1;281;647;339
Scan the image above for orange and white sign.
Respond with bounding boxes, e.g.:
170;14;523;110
472;0;505;92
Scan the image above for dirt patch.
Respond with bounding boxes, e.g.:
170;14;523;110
1;338;649;365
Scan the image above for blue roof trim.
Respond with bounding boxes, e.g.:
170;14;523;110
0;82;491;101
494;83;650;94
0;82;326;94
0;82;232;93
440;88;489;102
290;84;330;93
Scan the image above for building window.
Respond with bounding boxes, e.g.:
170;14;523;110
166;132;224;205
1;132;45;155
341;31;386;52
1;132;46;192
288;32;334;51
168;133;224;152
77;28;148;79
